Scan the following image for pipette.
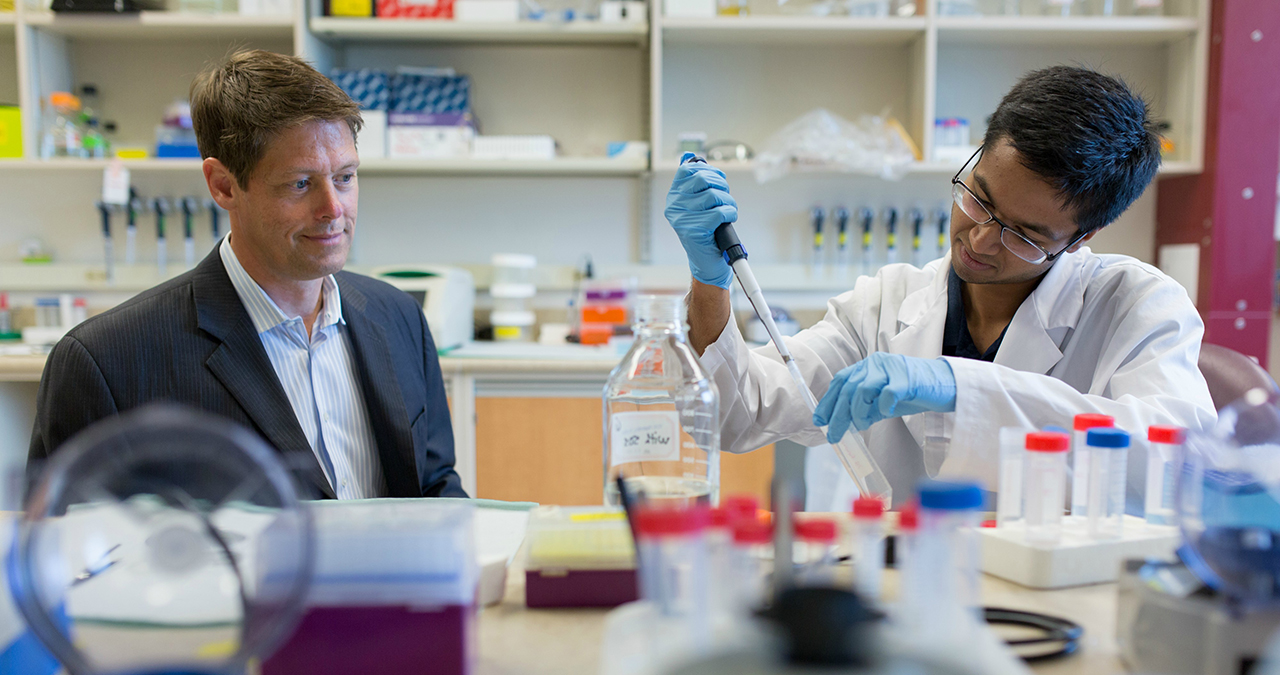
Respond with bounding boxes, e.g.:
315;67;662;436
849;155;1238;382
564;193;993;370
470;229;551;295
181;197;197;267
153;197;169;277
909;208;925;267
858;207;874;276
126;188;141;266
96;201;114;285
884;207;899;266
207;199;222;241
935;209;949;259
834;207;850;276
810;207;825;275
686;157;893;504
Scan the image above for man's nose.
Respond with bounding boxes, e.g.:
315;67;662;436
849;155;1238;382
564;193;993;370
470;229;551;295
314;180;343;222
968;220;1003;255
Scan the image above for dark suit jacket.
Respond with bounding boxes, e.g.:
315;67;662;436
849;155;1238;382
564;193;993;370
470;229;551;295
28;248;466;499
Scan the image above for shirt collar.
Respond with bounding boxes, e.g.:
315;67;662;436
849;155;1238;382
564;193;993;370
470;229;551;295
219;235;345;336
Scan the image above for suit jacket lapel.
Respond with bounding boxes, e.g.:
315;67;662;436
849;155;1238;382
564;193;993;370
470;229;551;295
191;248;336;499
338;280;420;498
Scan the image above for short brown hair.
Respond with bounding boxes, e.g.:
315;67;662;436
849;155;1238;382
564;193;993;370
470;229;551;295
190;49;362;188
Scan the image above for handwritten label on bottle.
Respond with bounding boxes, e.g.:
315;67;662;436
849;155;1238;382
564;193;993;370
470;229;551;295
610;411;680;467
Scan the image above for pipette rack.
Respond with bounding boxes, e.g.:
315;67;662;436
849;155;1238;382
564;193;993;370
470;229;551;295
980;516;1180;589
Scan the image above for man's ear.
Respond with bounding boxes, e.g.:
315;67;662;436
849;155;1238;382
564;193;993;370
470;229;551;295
1069;228;1099;253
203;158;239;212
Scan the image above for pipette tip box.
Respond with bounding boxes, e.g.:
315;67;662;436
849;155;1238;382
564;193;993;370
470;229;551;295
263;500;478;675
979;515;1180;589
521;505;638;608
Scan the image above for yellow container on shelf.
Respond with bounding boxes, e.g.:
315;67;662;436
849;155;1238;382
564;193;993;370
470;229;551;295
330;0;373;16
0;106;21;159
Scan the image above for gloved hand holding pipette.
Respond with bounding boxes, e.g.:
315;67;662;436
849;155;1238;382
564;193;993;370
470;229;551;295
665;151;738;290
813;353;956;443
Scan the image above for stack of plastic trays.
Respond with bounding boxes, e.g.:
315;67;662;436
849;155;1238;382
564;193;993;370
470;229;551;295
490;253;537;342
262;501;477;675
576;277;636;346
522;505;637;608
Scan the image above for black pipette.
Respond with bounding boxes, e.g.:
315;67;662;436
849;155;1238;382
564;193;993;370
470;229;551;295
910;208;924;267
835;207;850;274
935;208;950;255
810;206;825;272
126;188;141;266
181;197;197;266
884;207;899;264
153;197;169;277
207;199;221;241
96;201;114;284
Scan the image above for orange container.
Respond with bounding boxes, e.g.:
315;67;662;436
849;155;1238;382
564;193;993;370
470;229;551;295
581;305;627;324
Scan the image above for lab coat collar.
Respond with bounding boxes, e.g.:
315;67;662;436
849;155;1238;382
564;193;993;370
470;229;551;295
888;259;950;358
335;276;422;498
191;248;338;499
992;248;1090;374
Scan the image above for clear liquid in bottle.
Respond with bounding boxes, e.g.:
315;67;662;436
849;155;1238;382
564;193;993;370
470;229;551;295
604;294;720;508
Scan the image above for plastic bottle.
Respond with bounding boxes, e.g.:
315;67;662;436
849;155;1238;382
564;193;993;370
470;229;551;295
894;502;923;626
727;518;771;613
1145;425;1184;526
911;480;984;634
997;426;1031;527
1070;413;1114;518
604;295;720;507
634;505;712;629
79;84;107;159
1086;428;1130;540
851;496;885;601
40;92;84;159
1024;431;1069;545
794;518;839;586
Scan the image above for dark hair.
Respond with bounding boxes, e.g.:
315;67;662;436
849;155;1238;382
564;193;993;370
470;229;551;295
983;65;1161;232
190;50;362;188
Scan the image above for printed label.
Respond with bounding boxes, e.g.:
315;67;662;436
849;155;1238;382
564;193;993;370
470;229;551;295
610;411;680;467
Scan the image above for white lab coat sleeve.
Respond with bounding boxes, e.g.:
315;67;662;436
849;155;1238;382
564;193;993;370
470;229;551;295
943;279;1217;487
699;278;883;454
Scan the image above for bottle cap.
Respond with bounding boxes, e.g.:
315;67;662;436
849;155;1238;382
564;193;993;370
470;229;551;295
50;92;77;108
1073;413;1114;431
917;479;984;511
1025;431;1070;453
1086;427;1131;448
1148;425;1185;444
897;503;919;532
710;507;731;529
732;519;772;545
852;497;884;519
794;518;837;543
722;494;759;522
634;505;711;537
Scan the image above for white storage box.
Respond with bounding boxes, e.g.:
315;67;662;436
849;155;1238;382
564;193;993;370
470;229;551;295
664;0;712;17
389;112;475;160
358;109;387;160
980;515;1180;589
472;135;556;161
455;0;520;20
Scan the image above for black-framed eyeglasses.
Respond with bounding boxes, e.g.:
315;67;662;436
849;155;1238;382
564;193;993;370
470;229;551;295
951;146;1088;266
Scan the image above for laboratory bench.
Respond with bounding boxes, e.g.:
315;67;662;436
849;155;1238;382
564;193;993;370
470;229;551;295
478;561;1125;675
0;348;777;507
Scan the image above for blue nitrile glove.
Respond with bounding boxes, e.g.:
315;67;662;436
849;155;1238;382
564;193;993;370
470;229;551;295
813;353;956;443
665;151;738;289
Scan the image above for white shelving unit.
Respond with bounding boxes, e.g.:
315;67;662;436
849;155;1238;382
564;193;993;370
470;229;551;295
0;0;1211;280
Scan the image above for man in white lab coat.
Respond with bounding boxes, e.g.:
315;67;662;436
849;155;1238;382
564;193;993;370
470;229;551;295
665;66;1217;507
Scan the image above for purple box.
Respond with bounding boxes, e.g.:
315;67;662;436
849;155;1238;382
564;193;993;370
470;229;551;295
525;568;637;608
264;604;473;675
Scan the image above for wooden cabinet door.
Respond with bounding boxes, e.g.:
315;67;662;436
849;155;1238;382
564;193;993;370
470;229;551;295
475;397;773;506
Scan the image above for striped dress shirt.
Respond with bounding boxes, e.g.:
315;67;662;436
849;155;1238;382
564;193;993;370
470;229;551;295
220;236;386;499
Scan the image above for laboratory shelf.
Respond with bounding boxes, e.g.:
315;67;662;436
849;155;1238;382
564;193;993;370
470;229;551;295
652;157;1201;176
22;11;295;39
308;17;649;45
935;16;1200;46
357;156;649;176
659;16;927;45
0;158;204;171
0;13;16;26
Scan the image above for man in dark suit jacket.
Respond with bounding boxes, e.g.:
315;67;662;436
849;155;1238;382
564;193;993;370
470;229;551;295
28;50;466;499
